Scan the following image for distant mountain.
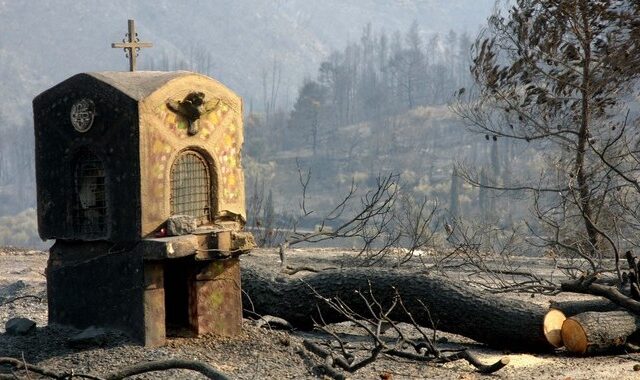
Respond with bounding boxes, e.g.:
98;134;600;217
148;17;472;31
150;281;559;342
0;0;494;127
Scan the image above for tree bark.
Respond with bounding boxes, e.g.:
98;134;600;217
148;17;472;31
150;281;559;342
241;265;551;351
561;311;640;354
549;299;620;317
576;0;600;255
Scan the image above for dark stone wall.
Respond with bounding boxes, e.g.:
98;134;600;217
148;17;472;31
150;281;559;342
47;241;146;342
33;74;141;241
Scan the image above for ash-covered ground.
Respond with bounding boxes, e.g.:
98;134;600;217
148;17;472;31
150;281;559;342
1;247;639;379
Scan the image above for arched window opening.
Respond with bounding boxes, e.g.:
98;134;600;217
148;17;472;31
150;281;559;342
170;151;211;224
73;151;107;237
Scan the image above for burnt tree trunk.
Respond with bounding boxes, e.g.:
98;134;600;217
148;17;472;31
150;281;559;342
543;298;622;348
561;311;640;354
241;266;551;351
549;299;620;317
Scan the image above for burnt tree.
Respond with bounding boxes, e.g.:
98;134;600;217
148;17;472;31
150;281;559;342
241;264;552;351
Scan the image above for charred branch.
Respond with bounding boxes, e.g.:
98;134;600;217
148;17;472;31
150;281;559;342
0;357;230;380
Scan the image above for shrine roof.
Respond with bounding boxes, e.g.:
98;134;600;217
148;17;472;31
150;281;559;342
34;70;239;110
87;71;194;100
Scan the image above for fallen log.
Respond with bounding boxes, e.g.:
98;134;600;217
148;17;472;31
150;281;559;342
549;299;620;316
241;265;551;351
543;298;621;348
561;311;640;355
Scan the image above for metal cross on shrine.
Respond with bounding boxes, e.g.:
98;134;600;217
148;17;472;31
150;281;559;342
111;19;153;72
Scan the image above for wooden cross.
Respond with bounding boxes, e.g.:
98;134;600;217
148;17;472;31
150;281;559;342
111;19;152;72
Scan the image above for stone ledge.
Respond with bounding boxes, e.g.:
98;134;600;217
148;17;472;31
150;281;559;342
137;235;204;260
135;229;255;261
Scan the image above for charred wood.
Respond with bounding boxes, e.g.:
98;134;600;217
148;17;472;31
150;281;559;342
241;265;551;351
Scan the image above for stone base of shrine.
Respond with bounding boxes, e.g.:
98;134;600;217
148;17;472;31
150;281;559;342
47;239;243;347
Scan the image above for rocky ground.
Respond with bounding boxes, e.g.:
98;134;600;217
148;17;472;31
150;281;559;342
2;246;640;379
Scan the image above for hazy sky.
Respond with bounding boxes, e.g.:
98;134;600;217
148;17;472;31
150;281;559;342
0;0;496;123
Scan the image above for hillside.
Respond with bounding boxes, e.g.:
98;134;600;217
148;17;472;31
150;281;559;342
0;0;497;246
245;104;543;236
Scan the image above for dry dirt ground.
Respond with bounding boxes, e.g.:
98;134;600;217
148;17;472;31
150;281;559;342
1;246;640;379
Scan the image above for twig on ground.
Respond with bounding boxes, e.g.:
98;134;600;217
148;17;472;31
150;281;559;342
0;357;64;380
282;266;321;275
255;315;294;330
0;295;42;306
104;359;230;380
0;357;230;380
20;353;31;380
437;350;510;374
300;282;510;377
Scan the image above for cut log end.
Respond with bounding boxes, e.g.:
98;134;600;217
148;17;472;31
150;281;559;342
561;318;589;354
543;309;566;348
560;311;640;355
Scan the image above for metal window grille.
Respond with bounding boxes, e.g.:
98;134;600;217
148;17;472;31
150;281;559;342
170;151;211;224
73;151;107;237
